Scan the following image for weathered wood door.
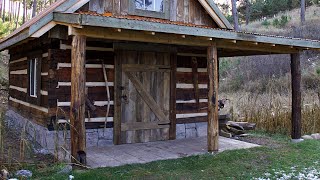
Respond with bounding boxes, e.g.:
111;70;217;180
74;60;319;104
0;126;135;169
120;51;171;144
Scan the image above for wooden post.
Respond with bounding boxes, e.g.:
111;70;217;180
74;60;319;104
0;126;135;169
169;53;177;140
291;53;302;140
113;50;122;145
207;43;219;152
70;35;87;164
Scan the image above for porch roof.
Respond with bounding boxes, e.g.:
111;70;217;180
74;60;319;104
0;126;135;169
1;11;320;54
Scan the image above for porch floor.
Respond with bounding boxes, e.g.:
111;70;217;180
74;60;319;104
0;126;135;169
87;136;259;168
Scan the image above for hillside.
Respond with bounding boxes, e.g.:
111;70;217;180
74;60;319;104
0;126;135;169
243;5;320;38
219;5;320;94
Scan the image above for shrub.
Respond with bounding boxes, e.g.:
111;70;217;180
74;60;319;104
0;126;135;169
302;73;320;90
272;15;289;28
316;67;320;75
272;18;280;27
261;19;271;27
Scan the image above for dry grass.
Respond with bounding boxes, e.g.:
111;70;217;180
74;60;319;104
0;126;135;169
242;5;320;35
220;89;320;135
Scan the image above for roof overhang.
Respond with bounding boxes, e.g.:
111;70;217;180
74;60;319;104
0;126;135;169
0;0;90;51
51;13;320;54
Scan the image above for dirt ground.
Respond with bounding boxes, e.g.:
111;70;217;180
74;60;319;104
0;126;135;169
0;89;55;173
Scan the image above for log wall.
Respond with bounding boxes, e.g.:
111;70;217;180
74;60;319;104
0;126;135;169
50;39;115;129
8;35;58;126
82;0;217;27
176;54;209;124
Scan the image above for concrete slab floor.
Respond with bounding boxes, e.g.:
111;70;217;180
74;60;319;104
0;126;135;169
87;136;260;168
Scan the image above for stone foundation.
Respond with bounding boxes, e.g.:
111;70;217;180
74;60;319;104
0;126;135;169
6;109;207;153
5;109;113;153
176;122;207;139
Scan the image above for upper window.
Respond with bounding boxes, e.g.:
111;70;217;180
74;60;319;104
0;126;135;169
29;58;37;97
129;0;169;19
135;0;164;12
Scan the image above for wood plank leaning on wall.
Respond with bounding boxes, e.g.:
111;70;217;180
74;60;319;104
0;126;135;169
70;35;87;165
207;42;219;152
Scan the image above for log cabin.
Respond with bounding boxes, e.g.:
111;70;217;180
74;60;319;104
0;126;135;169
1;0;320;164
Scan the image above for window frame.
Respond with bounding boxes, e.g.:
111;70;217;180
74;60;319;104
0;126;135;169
29;58;37;98
129;0;170;20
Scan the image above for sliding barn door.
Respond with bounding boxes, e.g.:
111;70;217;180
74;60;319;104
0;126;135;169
120;51;171;144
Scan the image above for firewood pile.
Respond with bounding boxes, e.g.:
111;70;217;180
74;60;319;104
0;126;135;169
218;115;256;138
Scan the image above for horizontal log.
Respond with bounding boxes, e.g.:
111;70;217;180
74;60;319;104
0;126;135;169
57;68;114;82
57;62;114;69
60;43;114;52
176;67;207;72
9;57;27;64
176;72;208;84
9;85;27;93
176;113;207;119
9;101;48;127
58;100;114;106
9;96;48;113
10;69;27;75
176;99;208;103
56;106;114;118
176;116;207;124
176;83;207;89
176;88;208;100
177;53;207;58
57;82;114;87
42;53;48;58
58;117;113;123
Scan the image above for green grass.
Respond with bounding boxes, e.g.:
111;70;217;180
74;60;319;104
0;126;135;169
27;133;320;180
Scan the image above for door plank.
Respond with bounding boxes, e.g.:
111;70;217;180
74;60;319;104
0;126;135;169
125;71;170;124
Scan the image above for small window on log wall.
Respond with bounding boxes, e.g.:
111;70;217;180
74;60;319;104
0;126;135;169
129;0;169;19
135;0;164;12
29;58;37;97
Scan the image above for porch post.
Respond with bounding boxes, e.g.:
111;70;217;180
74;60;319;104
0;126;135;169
70;35;87;164
290;52;302;140
207;42;219;152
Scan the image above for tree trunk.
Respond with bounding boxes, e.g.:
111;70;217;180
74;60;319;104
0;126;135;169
8;0;11;22
300;0;305;25
22;0;26;23
245;0;251;25
231;0;240;31
15;1;21;28
32;0;37;17
0;0;3;20
2;0;5;21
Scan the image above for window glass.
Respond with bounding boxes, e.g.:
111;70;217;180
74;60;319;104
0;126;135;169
135;0;163;12
29;58;37;97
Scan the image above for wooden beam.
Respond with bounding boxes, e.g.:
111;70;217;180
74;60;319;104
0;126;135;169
113;50;122;145
169;53;177;140
68;27;299;54
70;35;87;165
291;53;302;140
207;42;219;152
